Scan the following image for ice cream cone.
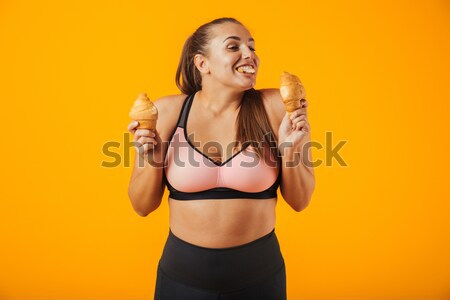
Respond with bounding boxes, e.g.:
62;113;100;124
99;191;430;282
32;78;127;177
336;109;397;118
280;71;304;118
129;93;158;130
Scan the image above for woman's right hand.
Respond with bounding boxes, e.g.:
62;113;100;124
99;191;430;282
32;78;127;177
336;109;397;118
127;120;162;159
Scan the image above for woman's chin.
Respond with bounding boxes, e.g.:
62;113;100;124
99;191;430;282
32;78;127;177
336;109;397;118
235;76;256;88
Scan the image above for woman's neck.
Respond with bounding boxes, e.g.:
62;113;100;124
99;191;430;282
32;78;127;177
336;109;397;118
196;87;245;116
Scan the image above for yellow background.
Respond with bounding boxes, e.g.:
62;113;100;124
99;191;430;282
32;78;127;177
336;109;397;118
1;0;449;299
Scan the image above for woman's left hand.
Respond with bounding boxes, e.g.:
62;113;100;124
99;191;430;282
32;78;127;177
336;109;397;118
277;99;311;152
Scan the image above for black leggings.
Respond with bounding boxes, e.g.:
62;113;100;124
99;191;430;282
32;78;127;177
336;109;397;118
154;228;287;300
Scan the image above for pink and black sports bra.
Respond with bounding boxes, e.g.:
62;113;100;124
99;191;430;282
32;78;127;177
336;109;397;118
163;93;282;200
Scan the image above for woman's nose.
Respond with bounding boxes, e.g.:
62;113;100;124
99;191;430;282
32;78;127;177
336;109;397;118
243;46;255;60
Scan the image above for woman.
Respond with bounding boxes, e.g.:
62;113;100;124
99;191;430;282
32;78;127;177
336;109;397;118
127;17;315;300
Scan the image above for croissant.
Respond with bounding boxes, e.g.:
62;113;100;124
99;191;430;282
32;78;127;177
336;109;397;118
129;93;158;130
279;71;305;117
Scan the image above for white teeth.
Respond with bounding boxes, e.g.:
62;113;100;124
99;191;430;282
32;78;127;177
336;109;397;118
236;65;256;74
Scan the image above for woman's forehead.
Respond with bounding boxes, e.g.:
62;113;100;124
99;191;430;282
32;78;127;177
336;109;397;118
211;23;253;42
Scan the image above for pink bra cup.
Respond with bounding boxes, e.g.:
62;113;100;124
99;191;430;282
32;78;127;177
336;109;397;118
165;127;279;193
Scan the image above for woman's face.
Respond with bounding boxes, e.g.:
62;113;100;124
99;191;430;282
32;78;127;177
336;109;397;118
197;22;260;90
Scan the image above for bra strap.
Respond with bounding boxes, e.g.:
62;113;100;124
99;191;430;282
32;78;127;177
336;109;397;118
177;93;194;128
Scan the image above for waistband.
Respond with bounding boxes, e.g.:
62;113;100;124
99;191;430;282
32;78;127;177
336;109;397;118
158;228;284;292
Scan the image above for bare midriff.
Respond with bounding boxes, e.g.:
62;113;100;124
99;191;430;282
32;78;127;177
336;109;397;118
168;197;277;248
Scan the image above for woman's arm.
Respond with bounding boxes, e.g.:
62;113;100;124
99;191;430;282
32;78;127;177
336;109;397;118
262;88;316;212
128;143;165;217
127;95;184;216
279;142;315;212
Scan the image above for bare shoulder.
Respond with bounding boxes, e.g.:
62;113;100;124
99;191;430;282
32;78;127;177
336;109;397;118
258;88;286;139
259;88;285;122
153;93;188;142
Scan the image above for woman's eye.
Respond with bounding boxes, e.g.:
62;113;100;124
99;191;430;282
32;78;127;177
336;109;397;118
228;46;256;52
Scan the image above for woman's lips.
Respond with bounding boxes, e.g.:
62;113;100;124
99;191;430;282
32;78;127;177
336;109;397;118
236;69;256;76
236;65;256;74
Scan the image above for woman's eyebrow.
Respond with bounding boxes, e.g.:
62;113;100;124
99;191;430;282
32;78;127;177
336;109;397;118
223;36;255;43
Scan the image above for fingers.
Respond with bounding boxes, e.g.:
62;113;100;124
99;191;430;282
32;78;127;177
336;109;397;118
290;108;309;131
127;121;159;154
136;136;157;145
292;119;310;131
134;129;157;145
289;107;307;120
128;121;139;134
136;139;158;151
300;99;308;108
134;133;158;155
292;119;307;130
134;142;157;157
135;129;156;138
302;121;311;132
291;114;307;125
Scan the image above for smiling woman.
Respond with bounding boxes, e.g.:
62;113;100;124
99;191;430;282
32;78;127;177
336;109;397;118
126;16;312;300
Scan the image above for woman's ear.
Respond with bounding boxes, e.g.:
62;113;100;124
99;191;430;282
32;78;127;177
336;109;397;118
194;54;210;74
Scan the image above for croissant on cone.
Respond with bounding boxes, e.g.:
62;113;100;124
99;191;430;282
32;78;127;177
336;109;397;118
129;93;158;130
279;71;305;118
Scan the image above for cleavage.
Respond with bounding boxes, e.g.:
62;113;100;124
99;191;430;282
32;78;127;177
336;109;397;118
186;122;242;165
